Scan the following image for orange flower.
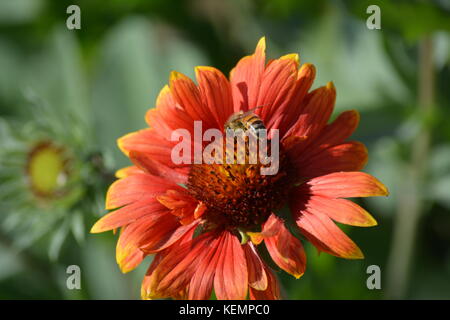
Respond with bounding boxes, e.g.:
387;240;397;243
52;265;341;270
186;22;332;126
91;38;388;300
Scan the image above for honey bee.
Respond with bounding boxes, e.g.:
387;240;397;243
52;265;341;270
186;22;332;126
224;106;266;138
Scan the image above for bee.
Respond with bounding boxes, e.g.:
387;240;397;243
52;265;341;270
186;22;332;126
224;106;266;138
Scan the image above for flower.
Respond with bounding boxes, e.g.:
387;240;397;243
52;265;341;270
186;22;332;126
0;100;97;260
91;37;388;300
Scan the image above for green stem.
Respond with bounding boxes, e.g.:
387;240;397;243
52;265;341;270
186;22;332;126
385;36;435;299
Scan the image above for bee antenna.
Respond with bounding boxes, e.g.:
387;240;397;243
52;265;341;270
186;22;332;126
249;105;266;112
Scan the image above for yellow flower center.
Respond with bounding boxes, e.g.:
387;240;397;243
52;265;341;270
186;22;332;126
27;142;68;199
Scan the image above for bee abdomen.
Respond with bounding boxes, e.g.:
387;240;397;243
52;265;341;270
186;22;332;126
247;117;266;135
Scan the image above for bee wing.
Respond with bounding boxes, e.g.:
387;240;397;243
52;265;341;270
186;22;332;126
239;106;264;118
225;105;265;126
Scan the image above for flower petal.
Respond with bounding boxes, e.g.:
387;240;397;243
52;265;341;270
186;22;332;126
92;200;165;233
307;171;389;198
312;110;360;148
116;211;177;273
249;266;281;300
291;197;364;259
284;82;336;140
170;71;216;129
188;231;227;300
255;54;299;128
146;85;196;138
141;229;195;299
118;129;172;159
244;242;268;291
130;150;188;184
157;188;199;225
214;231;248;300
263;214;306;279
155;231;218;297
305;195;377;227
104;173;177;210
296;141;368;178
195;66;234;129
230;37;266;112
115;166;142;178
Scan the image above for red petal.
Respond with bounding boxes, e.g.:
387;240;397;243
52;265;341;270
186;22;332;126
188;231;227;300
195;66;234;130
116;211;179;273
170;71;216;129
118;129;169;158
282;63;316;119
141;229;195;299
130;151;188;184
305;195;377;227
255;54;299;128
146;85;196;139
307;171;389;198
92;200;165;233
244;242;268;291
214;231;248;300
157;189;199;225
263;214;306;278
312;110;360;148
296;141;368;178
115;166;142;178
284;82;336;140
249;266;281;300
104;173;176;210
291;199;364;259
230;37;266;112
155;231;219;296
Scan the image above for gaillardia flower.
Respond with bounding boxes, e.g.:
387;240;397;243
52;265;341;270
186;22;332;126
91;38;388;300
0;102;95;260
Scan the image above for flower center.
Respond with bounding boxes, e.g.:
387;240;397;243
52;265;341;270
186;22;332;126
26;141;68;199
187;137;295;231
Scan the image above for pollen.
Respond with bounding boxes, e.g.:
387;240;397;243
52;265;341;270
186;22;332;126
187;138;295;231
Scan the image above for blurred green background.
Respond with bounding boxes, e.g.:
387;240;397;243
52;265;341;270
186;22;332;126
0;0;449;299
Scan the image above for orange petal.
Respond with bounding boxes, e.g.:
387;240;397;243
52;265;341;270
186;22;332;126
279;63;317;132
285;82;336;140
247;214;280;245
296;141;368;178
118;129;172;159
92;200;165;234
157;189;199;225
214;231;248;300
115;166;142;178
141;251;168;300
115;211;178;273
141;229;195;299
230;37;266;112
146;85;196;139
195;66;234;129
306;195;377;227
291;199;364;259
307;171;389;198
130;151;188;185
104;173;176;210
255;54;299;128
244;242;268;291
249;266;281;300
116;210;186;273
313;110;360;148
194;202;207;219
170;71;216;129
188;231;227;300
155;231;219;296
263;214;306;278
